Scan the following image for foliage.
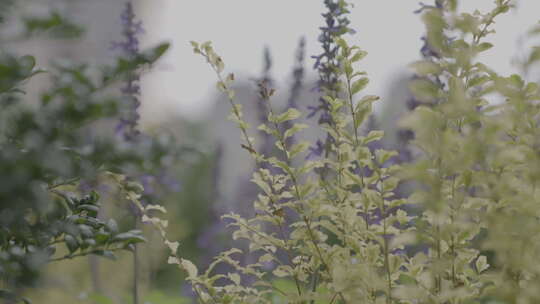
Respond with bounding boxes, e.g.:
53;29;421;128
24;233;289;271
0;3;174;303
5;0;540;303
146;0;540;303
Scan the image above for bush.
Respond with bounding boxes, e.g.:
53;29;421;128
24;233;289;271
4;0;540;303
145;0;540;303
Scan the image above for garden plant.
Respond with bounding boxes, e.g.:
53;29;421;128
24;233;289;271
3;0;540;304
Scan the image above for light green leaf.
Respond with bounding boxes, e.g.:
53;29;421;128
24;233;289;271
409;60;442;75
290;141;310;158
476;256;489;273
409;79;440;102
181;259;198;278
228;273;241;285
350;50;368;62
273;108;301;124
273;265;293;278
283;123;309;140
477;42;493;53
351;77;369;95
363;130;384;144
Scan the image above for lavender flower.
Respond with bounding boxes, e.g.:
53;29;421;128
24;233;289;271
306;139;324;160
310;0;354;158
413;0;443;14
112;2;144;141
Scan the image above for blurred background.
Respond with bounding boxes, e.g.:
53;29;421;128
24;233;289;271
2;0;540;303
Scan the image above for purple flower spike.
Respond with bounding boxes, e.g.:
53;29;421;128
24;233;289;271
112;1;144;141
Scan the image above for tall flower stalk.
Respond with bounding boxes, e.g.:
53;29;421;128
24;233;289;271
112;3;145;303
309;0;354;126
113;1;144;141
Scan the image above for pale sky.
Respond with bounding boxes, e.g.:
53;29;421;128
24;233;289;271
139;0;540;122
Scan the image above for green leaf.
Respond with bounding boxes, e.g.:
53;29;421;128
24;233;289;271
106;219;118;234
18;55;36;76
228;273;241;285
375;149;398;164
477;42;494;53
350;50;368;62
113;232;146;244
409;60;442;75
283;123;308;140
357;95;380;106
64;235;79;253
354;106;371;130
273;265;293;278
78;224;93;238
508;74;524;89
408;79;440;102
289;141;310;158
398;274;416;285
77;204;99;217
181;259;198;279
528;47;540;65
273;108;301;124
23;12;84;39
145;42;171;62
363;130;384;144
468;75;490;87
476;255;489;273
351;77;369;95
95;229;110;244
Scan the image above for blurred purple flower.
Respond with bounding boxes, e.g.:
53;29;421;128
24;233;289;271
306;140;324;160
112;1;144;141
413;0;443;14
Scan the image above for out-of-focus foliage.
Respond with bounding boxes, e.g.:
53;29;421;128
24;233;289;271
22;12;84;39
0;2;178;303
